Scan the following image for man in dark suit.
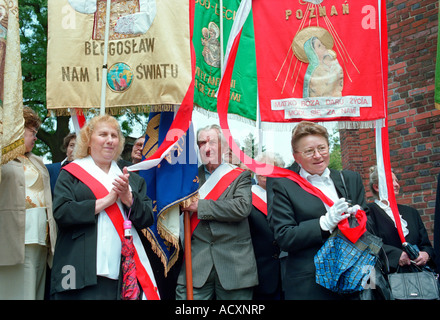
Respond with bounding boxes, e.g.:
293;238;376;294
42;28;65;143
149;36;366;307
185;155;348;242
176;124;258;300
46;133;76;196
248;152;285;300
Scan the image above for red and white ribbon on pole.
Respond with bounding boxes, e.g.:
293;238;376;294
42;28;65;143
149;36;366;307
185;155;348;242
375;119;406;243
214;0;407;244
71;108;86;134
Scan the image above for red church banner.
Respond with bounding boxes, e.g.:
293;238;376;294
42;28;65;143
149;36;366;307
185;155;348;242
253;0;388;125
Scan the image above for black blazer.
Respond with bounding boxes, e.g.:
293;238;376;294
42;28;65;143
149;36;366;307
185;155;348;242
50;167;154;295
248;203;281;297
46;162;62;196
366;202;435;272
267;164;367;300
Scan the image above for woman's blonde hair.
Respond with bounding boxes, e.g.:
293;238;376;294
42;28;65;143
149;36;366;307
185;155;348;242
74;114;125;161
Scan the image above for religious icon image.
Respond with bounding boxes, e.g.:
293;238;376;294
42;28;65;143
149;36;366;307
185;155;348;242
201;22;221;68
293;27;344;98
276;0;359;97
301;0;324;4
67;0;157;40
107;62;134;92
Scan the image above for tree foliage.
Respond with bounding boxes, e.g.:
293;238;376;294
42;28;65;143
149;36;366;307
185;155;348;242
328;129;342;170
19;0;70;162
241;132;265;159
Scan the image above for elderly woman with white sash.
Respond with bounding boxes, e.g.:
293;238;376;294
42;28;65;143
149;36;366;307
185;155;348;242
50;115;159;300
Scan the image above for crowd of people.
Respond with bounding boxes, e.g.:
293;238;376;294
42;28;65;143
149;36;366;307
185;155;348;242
0;109;437;300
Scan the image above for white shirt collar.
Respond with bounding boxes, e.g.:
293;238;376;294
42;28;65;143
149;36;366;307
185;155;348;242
299;165;338;203
374;199;409;237
299;166;331;182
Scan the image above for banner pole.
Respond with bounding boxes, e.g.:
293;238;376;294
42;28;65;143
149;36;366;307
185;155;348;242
100;0;112;115
256;89;262;155
184;210;194;300
220;0;224;74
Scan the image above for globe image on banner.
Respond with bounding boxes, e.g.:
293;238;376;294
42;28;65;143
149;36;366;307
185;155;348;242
107;62;134;93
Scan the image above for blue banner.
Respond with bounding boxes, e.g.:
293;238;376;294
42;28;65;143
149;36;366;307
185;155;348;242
139;111;199;274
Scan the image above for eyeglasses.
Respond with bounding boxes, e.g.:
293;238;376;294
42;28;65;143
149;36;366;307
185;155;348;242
296;145;329;158
25;127;38;137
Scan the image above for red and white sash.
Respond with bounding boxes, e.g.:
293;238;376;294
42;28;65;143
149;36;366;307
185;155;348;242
63;159;160;300
190;163;244;235
251;184;267;216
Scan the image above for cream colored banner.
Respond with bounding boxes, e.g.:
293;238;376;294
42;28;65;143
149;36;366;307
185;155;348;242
47;0;191;113
0;0;25;181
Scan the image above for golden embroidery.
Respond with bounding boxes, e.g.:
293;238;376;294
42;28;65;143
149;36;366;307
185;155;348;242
93;0;140;41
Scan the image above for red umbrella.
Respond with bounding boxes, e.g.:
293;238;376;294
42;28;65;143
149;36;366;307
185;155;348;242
121;220;140;300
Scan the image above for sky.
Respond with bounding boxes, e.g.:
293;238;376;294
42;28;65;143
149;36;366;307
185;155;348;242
189;109;339;167
63;108;336;167
191;110;296;166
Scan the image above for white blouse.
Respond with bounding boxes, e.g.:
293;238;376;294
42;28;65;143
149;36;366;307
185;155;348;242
374;199;409;237
299;167;339;210
75;156;129;280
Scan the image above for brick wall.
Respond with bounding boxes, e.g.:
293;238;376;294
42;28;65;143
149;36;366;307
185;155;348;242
340;0;440;240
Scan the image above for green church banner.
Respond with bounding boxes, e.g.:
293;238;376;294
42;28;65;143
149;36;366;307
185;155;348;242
193;0;257;122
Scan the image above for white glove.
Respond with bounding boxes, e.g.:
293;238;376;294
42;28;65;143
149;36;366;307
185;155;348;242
319;198;350;232
347;204;361;215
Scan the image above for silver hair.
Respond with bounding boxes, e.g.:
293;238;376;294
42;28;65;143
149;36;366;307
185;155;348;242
197;124;228;149
255;151;285;169
369;165;395;198
369;165;379;198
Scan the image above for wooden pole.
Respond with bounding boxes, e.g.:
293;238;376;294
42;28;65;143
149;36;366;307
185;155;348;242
184;210;193;300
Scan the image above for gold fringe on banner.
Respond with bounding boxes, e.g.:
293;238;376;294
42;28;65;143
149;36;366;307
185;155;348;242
141;192;199;277
48;105;179;117
1;139;25;165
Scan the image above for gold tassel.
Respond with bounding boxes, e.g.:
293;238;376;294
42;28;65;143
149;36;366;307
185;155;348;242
1;139;25;165
48;105;178;117
180;193;199;209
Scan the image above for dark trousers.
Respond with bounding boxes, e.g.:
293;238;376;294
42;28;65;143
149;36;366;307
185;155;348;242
52;276;120;300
